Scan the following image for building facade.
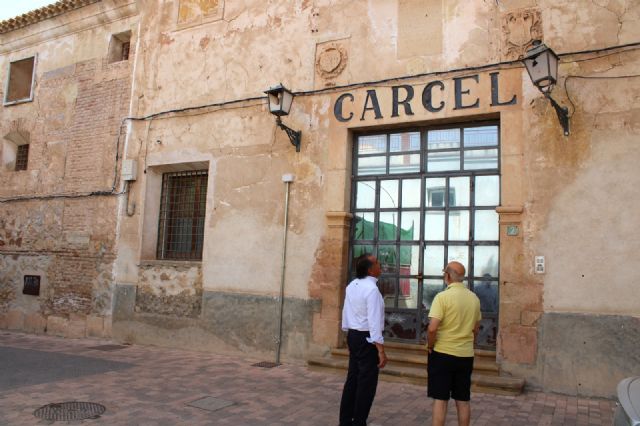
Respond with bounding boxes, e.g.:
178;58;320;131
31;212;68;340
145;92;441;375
1;0;639;398
0;0;137;338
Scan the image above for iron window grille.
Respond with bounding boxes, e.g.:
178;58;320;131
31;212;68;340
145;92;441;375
349;122;500;346
156;170;208;260
15;144;29;171
121;42;130;61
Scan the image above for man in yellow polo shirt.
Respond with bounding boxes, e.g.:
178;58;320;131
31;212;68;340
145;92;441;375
427;261;481;426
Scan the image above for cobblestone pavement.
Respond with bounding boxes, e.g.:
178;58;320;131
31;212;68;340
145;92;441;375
0;332;615;425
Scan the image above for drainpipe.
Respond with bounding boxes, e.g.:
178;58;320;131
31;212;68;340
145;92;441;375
276;173;295;365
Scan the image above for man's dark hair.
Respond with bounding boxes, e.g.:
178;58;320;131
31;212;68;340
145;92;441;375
355;253;374;279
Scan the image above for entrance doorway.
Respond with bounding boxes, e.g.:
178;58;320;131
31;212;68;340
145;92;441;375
349;123;500;348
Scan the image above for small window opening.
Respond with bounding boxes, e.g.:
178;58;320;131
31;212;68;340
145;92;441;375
23;275;41;296
15;144;29;171
4;56;36;105
108;31;132;63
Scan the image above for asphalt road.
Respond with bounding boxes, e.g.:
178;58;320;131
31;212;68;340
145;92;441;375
0;346;132;391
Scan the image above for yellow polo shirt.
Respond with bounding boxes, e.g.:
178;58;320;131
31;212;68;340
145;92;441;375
429;282;481;358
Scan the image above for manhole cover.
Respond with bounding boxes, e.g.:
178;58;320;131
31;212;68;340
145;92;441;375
252;361;280;368
34;402;106;421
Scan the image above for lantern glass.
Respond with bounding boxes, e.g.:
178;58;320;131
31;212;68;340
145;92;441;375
524;43;559;93
265;84;294;116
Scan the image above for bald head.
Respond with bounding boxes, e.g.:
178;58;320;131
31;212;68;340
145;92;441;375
444;261;465;283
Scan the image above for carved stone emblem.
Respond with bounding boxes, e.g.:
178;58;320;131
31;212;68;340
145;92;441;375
502;8;543;60
316;46;347;79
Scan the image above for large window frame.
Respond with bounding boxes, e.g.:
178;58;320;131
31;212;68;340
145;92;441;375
349;121;501;346
3;55;37;106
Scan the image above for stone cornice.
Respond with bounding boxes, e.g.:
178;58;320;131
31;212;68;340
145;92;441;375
0;0;101;34
326;211;353;229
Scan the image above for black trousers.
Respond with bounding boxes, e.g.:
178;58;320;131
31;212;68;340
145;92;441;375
339;330;380;426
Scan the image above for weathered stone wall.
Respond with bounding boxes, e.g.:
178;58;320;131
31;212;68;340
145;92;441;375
135;261;202;317
112;284;320;360
0;1;137;339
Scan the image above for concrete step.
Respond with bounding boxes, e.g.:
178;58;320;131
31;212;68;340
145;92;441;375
376;342;497;358
330;348;500;375
307;356;524;396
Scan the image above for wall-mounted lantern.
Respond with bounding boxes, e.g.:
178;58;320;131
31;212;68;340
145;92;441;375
522;41;570;136
264;84;302;152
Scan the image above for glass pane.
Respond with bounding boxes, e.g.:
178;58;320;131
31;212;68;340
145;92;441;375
424;211;445;240
378;245;397;273
423;278;445;310
475;175;500;206
401;179;421;208
474;210;499;241
379;276;397;308
390;132;420;152
379;180;399;208
427;151;460;172
352;244;374;272
464;149;498;170
474;245;499;278
358;156;386;175
378;212;397;241
464;126;498;147
449;177;470;207
400;211;420;241
423;245;444;276
399;245;420;275
358;134;386;154
355;181;375;209
474;280;498;313
389;154;420;174
425;178;446;207
448;210;469;240
428;128;460;149
384;311;418;340
476;317;497;347
353;212;375;240
397;278;419;309
447;246;469;273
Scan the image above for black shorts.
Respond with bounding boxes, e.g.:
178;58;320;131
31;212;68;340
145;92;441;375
427;350;474;401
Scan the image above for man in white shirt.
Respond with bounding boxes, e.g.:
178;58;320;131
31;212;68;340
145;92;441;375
339;254;387;426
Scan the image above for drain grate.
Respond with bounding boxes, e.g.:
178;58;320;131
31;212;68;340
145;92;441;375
252;361;281;368
187;396;234;412
87;344;129;351
34;402;106;421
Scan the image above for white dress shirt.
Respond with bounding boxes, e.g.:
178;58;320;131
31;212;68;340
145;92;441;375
341;275;385;344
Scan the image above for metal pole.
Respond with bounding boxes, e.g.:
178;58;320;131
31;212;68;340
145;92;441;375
275;179;291;364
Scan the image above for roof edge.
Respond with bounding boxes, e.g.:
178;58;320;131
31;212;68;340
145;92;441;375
0;0;101;35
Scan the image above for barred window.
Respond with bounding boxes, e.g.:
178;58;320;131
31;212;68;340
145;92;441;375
156;170;208;260
15;144;29;171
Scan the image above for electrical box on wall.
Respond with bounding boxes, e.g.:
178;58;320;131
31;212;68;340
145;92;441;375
122;159;137;181
535;256;545;274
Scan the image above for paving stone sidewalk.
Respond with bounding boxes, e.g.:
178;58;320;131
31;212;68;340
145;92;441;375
0;332;615;425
